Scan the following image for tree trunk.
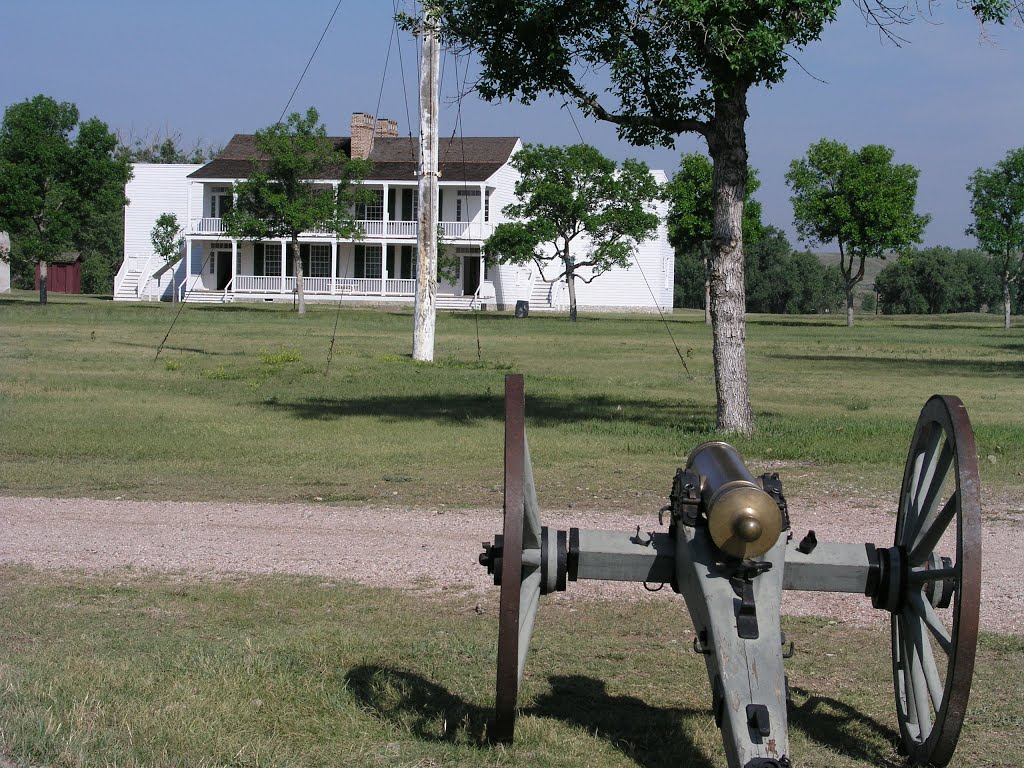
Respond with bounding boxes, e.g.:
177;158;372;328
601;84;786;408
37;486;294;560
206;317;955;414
846;288;855;328
292;237;306;315
39;260;48;305
1004;279;1012;330
703;255;711;325
566;261;578;322
706;87;753;436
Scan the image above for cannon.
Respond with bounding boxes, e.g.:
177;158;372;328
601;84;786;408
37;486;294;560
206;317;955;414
477;374;980;768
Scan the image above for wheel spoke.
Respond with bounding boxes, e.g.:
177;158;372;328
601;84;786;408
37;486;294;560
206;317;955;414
522;436;541;551
910;493;958;566
898;618;922;740
908;438;954;546
912;428;945;520
904;617;934;739
517;571;541;683
905;607;945;711
911;590;953;656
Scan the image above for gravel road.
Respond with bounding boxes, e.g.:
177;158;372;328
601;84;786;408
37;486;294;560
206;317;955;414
1;493;1019;633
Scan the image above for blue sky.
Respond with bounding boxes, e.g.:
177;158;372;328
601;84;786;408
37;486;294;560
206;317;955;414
2;1;1022;248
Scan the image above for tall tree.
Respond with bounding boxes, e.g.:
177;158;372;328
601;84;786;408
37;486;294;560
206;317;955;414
786;139;929;327
665;153;762;323
222;108;371;315
414;1;1019;435
966;147;1024;329
0;95;131;303
484;143;659;321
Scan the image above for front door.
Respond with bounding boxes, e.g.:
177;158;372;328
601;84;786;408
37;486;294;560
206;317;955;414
463;256;480;296
215;250;231;290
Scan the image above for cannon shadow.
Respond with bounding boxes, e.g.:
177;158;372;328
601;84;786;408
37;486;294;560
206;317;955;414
787;685;902;767
346;666;904;767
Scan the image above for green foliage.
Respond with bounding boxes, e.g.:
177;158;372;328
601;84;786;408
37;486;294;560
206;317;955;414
665;152;763;309
0;94;132;297
419;1;841;148
222;107;371;314
223;108;371;244
875;247;1002;315
484;143;659;319
150;213;184;264
966;146;1024;322
666;153;763;254
745;228;845;314
786;139;929;320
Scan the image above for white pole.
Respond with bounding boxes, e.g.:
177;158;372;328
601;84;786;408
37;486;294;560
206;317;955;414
412;12;439;361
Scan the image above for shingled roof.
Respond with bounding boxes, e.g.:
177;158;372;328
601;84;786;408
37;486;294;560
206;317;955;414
188;135;519;183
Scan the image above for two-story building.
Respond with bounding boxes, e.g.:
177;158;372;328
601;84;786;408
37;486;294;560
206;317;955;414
117;113;673;312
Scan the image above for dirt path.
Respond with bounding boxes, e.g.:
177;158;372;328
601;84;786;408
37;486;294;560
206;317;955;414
1;494;1020;633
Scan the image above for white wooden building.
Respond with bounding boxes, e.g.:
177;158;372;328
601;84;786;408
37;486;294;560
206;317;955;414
116;113;673;313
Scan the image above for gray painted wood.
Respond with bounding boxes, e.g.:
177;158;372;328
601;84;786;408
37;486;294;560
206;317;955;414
782;540;873;593
674;526;790;768
574;530;675;583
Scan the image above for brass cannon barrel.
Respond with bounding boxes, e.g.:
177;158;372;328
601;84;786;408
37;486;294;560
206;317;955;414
686;441;783;559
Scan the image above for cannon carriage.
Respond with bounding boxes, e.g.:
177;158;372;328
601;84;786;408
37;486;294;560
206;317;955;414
477;374;980;768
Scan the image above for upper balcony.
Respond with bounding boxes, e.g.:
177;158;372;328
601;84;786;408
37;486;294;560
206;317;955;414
187;218;494;241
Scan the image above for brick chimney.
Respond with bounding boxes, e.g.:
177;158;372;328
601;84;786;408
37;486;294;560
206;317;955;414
350;112;375;159
376;118;399;138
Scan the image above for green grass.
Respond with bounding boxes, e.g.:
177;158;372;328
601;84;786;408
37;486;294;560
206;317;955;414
1;291;1022;507
0;566;1020;768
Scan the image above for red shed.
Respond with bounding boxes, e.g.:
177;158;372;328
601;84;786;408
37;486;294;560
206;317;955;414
35;251;83;294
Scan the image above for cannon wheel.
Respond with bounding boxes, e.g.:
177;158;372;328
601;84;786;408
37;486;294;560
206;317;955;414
493;374;543;744
892;395;981;767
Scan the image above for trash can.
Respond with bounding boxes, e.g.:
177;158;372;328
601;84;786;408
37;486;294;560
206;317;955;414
515;300;529;318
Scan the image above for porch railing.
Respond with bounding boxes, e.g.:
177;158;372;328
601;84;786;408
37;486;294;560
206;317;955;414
385;278;416;294
187;217;492;240
190;217;227;234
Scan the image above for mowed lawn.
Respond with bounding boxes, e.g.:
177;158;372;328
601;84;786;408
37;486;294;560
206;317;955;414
1;568;1023;768
1;291;1021;508
2;294;1023;767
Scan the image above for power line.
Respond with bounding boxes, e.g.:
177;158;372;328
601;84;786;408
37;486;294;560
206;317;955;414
277;0;346;124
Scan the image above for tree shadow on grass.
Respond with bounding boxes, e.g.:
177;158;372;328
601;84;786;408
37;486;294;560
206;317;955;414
769;353;1024;377
263;393;717;431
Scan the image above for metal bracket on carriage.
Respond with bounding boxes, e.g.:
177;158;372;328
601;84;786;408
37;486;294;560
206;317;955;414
669;467;702;529
758;473;792;534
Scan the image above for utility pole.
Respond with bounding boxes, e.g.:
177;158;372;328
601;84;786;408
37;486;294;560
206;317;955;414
412;12;439;361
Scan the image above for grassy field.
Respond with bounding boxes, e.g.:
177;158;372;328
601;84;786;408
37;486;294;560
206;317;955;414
2;295;1022;767
1;291;1021;508
1;566;1022;768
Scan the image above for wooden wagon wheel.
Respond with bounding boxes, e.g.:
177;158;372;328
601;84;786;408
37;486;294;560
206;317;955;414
890;395;982;767
492;374;543;744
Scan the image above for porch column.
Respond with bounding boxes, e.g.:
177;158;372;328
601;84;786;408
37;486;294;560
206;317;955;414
330;239;337;295
280;238;287;293
183;239;192;301
230;239;238;292
480;183;486;239
382;182;390;238
381;241;389;296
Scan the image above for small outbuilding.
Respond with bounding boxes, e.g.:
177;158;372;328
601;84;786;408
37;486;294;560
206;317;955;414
35;251;83;294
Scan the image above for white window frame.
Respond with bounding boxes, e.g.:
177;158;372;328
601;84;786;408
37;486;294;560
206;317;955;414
309;244;331;278
357;190;384;221
264;243;282;277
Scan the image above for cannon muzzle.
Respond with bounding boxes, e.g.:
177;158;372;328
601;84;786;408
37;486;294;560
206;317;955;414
686;441;783;559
